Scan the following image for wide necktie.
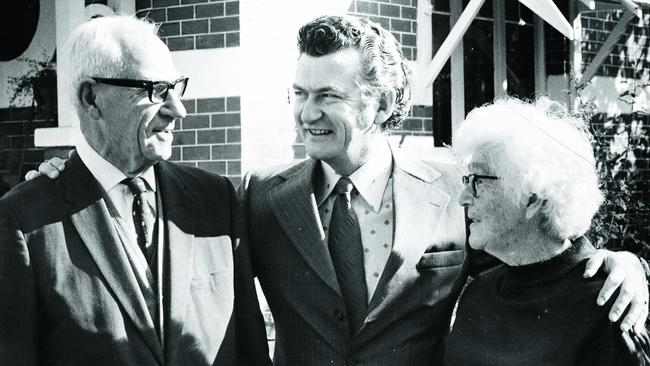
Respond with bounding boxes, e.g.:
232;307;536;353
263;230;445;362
122;177;156;260
328;177;368;334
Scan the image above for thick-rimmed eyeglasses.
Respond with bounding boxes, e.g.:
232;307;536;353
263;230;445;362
461;174;499;197
91;77;189;103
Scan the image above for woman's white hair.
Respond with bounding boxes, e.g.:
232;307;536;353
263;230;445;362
62;15;159;115
453;97;603;241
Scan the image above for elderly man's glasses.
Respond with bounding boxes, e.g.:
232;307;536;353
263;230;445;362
462;174;499;197
91;77;189;103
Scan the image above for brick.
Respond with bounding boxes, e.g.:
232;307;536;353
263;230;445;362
181;0;206;4
212;144;241;159
168;6;194;21
170;146;181;161
167;36;194;50
198;161;226;174
159;22;180;37
401;33;416;47
402;6;416;19
225;1;239;15
402;47;412;61
182;19;209;34
153;0;179;7
182;114;210;129
380;4;400;17
136;0;152;11
227;160;241;175
402;118;422;131
197;98;225;112
210;16;239;32
197;129;226;143
389;0;410;5
181;99;196;113
225;32;239;47
140;8;166;23
423;119;433;132
183;145;211;160
368;16;390;30
172;130;196;145
356;1;379;15
196;3;224;17
197;34;225;48
211;113;240;127
226;96;240;111
226;128;240;143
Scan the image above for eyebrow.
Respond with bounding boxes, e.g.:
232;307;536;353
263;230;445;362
291;84;345;95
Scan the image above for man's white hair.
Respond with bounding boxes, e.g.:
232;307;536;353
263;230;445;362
63;15;159;115
453;97;603;241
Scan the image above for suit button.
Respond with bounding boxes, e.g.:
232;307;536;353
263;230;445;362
334;309;345;321
345;359;358;366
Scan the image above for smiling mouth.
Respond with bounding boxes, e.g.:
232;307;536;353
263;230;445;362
306;129;331;136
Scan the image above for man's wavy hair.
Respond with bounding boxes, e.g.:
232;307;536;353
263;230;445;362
297;15;412;131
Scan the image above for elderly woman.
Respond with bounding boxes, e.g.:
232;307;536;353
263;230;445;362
443;97;649;365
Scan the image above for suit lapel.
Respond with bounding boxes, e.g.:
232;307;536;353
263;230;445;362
267;160;341;296
365;149;451;323
155;162;195;361
65;153;164;364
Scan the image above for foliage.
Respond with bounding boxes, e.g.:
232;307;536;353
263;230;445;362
6;55;56;107
575;78;650;258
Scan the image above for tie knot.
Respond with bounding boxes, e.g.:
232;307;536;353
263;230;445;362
122;177;148;195
334;177;354;195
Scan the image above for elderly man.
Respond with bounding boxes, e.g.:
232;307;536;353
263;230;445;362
0;16;269;366
444;97;649;365
29;14;649;366
238;15;649;365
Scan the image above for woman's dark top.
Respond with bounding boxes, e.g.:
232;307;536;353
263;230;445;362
443;237;649;365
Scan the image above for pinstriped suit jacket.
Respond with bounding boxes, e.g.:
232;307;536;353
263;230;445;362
240;147;473;366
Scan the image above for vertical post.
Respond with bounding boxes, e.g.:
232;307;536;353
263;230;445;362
534;15;547;93
55;0;85;130
450;0;465;136
493;0;507;98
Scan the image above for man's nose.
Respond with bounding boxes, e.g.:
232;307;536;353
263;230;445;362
458;184;473;206
300;95;322;124
160;89;187;119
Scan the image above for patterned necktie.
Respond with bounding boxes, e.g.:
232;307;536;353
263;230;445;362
122;177;155;260
328;177;368;334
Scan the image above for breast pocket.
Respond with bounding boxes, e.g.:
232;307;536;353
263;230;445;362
416;249;465;270
190;268;233;292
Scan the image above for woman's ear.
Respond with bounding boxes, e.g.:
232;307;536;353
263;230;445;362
373;89;396;126
78;80;101;120
525;193;545;219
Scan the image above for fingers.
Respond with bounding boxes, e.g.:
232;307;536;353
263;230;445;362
598;269;625;307
584;250;607;278
614;278;646;331
24;170;40;181
38;158;66;179
632;302;649;334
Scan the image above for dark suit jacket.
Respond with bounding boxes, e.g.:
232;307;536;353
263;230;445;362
0;153;270;366
240;148;476;366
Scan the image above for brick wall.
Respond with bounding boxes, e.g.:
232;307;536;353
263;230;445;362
136;0;240;51
581;10;650;78
0;107;57;190
173;97;242;181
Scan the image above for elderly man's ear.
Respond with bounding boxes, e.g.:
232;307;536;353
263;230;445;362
373;90;396;126
525;194;545;219
78;80;102;121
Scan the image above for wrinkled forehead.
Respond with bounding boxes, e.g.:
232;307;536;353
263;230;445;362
467;146;493;174
118;33;181;81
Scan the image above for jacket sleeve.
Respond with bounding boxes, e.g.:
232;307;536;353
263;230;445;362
227;178;272;366
0;199;38;366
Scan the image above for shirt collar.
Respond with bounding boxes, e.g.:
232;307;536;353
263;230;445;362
316;136;392;212
76;136;157;193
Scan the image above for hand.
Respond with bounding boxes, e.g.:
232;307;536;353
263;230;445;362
24;156;68;181
584;249;649;332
